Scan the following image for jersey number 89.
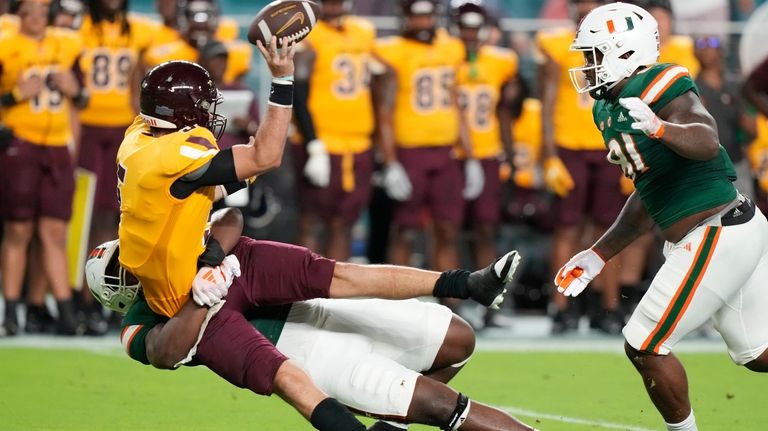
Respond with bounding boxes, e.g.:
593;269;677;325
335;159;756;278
412;67;454;114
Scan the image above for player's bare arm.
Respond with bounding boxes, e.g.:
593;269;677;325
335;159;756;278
498;77;523;163
539;53;560;161
230;36;295;181
371;58;398;165
145;208;245;369
644;91;720;160
591;192;656;261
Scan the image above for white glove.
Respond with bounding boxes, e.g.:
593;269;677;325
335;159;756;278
554;249;605;297
619;97;665;138
191;255;241;307
383;162;412;201
463;158;485;200
303;139;331;187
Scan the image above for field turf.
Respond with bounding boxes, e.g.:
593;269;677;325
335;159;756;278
0;345;764;430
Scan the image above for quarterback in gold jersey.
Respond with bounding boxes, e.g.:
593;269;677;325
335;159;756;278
143;0;251;85
0;0;87;335
374;0;482;273
77;0;155;281
537;0;626;334
453;0;522;284
293;0;376;260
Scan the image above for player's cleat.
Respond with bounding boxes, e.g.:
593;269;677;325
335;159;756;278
25;304;56;334
467;251;521;309
597;309;626;335
55;300;81;336
3;300;19;336
551;309;579;335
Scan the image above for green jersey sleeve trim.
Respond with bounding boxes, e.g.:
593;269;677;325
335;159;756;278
121;294;168;366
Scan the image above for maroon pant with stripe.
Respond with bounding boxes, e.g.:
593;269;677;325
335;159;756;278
194;237;336;395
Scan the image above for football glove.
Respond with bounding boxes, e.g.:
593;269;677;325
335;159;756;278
543;156;574;198
467;250;521;309
383;162;412;201
554;248;605;297
463;158;485;200
619;97;665;139
191;255;241;307
303;139;331;187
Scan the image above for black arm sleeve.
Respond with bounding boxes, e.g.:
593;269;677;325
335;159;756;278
170;149;239;199
293;79;317;145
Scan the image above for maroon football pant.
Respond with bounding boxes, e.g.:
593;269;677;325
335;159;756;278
194;237;336;395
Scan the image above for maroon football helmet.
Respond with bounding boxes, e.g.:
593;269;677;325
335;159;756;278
139;60;227;139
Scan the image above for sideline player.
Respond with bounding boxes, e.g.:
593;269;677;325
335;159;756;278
536;0;626;333
453;0;520;278
292;0;376;261
0;0;86;335
374;0;484;274
86;209;533;431
557;3;768;430
142;0;251;84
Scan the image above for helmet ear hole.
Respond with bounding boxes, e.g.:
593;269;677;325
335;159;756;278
620;50;635;60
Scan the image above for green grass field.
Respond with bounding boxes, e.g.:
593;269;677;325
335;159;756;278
0;346;764;430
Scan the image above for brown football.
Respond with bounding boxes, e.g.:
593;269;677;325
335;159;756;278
248;0;320;48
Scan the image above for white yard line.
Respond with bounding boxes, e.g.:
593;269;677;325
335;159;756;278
501;405;660;431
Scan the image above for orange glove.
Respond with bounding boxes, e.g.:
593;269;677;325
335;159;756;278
544;156;575;197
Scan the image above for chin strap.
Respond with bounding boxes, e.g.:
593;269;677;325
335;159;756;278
442;393;471;431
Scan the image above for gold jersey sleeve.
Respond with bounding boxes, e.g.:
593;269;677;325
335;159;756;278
222;40;252;85
0;28;83;146
78;16;154;127
659;35;699;77
457;45;518;159
374;30;464;147
117;117;220;317
304;17;375;154
512;99;543;189
535;27;603;150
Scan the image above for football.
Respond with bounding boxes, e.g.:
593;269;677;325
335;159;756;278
247;0;320;48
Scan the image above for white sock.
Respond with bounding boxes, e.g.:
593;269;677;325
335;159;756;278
666;410;697;431
382;420;408;430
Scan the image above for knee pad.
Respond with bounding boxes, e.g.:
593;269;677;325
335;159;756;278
322;353;420;418
441;393;471;431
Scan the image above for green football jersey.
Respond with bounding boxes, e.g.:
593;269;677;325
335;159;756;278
592;63;737;230
121;294;290;366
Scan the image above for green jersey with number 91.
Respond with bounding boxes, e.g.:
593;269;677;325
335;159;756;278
592;63;737;230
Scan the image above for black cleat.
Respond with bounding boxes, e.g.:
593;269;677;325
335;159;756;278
467;251;521;308
597;309;626;335
551;309;579;335
3;300;19;336
25;305;56;334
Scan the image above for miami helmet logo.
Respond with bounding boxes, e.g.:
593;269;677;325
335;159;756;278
606;16;635;33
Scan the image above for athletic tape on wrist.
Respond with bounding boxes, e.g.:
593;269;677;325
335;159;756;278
269;81;293;108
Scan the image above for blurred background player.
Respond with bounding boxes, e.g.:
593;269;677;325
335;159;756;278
151;0;239;45
694;35;756;199
0;0;87;335
373;0;483;284
51;0;84;29
292;0;376;261
536;0;626;334
143;0;251;85
198;39;260;150
452;0;523;328
73;0;154;333
631;0;698;75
